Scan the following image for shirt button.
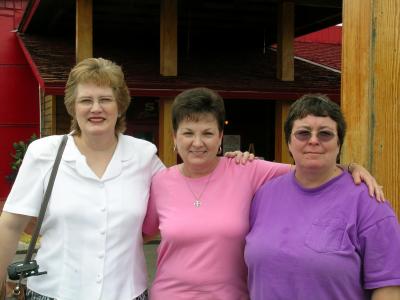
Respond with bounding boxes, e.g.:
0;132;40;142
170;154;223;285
96;274;102;283
100;229;106;235
98;252;104;259
100;207;106;212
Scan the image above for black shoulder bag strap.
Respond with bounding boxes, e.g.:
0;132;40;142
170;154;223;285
24;134;68;263
7;134;68;296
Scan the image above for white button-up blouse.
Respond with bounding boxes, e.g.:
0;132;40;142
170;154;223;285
4;134;165;300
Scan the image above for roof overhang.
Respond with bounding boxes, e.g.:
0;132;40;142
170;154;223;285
16;0;341;101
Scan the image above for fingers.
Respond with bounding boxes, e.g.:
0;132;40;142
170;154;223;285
352;173;362;185
223;151;237;158
362;175;385;202
361;175;374;197
374;185;385;202
223;151;255;164
239;151;256;164
235;151;243;164
223;151;244;164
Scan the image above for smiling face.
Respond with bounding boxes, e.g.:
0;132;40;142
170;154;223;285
288;115;340;172
174;113;223;174
74;82;118;137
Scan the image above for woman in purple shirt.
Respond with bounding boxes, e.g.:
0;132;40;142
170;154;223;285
245;94;400;300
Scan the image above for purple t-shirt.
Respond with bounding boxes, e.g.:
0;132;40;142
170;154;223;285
245;171;400;300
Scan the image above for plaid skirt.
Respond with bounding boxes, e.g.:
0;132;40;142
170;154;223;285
26;288;148;300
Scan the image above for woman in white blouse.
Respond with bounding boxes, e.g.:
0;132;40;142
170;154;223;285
0;58;164;300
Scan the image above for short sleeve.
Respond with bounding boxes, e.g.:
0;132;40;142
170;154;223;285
142;153;164;236
150;154;165;177
251;160;291;191
360;216;400;289
3;142;49;217
142;180;160;236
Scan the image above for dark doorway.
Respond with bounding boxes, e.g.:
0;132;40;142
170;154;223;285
224;99;275;161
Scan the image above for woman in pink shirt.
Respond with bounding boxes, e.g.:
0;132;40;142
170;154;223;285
142;87;383;300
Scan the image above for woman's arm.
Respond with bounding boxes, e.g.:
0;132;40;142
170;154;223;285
0;212;31;287
224;151;255;164
372;286;400;300
225;151;384;200
291;162;384;201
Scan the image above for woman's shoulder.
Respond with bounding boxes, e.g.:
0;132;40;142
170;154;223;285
219;157;290;176
155;164;178;176
258;169;292;189
28;134;67;160
151;164;179;183
119;134;158;153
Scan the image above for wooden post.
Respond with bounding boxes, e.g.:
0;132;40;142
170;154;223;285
160;0;178;76
276;1;294;81
159;98;177;167
342;0;400;218
42;95;56;137
76;0;93;63
274;101;293;164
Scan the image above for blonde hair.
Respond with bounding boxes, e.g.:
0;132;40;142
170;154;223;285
64;57;131;135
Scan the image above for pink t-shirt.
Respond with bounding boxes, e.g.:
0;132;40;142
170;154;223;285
142;157;290;300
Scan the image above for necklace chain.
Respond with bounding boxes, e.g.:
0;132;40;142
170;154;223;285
182;166;215;208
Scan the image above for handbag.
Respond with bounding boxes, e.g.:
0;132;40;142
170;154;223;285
1;135;68;300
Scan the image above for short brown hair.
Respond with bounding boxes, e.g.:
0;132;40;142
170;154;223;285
64;57;131;135
172;87;225;133
284;94;347;157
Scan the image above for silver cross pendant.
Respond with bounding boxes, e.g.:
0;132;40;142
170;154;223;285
194;200;201;208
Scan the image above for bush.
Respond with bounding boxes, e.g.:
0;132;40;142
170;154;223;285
6;134;38;183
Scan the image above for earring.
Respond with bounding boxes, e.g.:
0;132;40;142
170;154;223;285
218;146;222;154
173;144;177;152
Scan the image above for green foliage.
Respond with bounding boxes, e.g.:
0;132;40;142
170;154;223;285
6;134;38;183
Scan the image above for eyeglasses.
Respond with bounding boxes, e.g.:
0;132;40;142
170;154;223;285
76;97;115;107
293;130;336;142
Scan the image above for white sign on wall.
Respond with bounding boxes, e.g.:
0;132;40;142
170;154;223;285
223;135;241;153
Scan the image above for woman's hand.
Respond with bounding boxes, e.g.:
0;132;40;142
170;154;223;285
224;151;255;164
371;286;400;300
0;212;31;284
348;163;385;202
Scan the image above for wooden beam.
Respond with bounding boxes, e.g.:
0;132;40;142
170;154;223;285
160;0;178;76
42;95;57;137
159;98;177;167
341;0;400;219
276;1;294;81
76;0;93;63
274;101;293;164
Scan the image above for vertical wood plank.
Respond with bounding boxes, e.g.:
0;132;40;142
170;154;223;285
159;98;177;167
50;95;57;135
341;0;373;169
372;0;400;217
276;1;294;81
76;0;93;63
274;101;293;164
160;0;177;76
42;95;56;136
342;0;400;218
56;95;71;134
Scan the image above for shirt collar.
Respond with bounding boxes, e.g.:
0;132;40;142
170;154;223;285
62;134;135;181
62;134;134;162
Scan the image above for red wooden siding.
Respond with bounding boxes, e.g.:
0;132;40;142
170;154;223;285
0;2;39;200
